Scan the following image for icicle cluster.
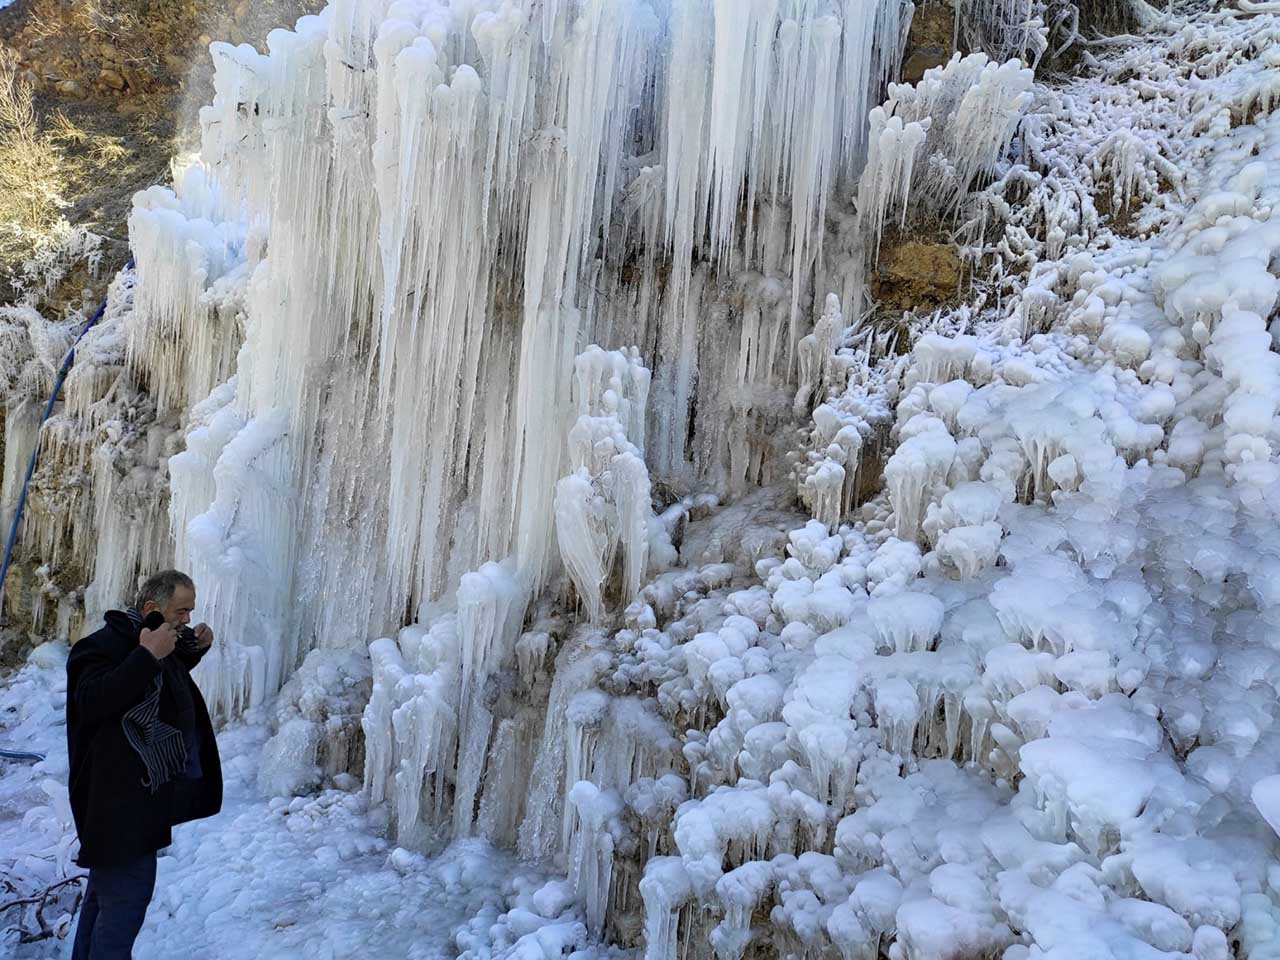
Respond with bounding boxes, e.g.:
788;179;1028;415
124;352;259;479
792;293;903;531
98;0;909;717
0;246;184;638
555;346;671;622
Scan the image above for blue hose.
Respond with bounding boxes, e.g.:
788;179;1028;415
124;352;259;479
0;748;45;763
0;259;133;608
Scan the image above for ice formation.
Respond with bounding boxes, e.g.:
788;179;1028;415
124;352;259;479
3;1;1280;959
856;52;1034;252
555;345;666;622
103;0;915;722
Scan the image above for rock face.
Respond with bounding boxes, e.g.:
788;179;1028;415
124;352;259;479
873;237;965;313
2;0;325;103
0;0;328;296
902;2;956;83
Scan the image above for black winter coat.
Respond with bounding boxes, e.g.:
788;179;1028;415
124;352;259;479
66;610;223;868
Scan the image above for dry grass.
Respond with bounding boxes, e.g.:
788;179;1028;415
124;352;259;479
0;47;177;301
0;0;331;301
0;47;69;279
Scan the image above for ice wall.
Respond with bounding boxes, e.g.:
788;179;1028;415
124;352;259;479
121;0;912;717
356;8;1280;959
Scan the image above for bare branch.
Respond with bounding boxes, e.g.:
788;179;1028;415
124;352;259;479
0;873;87;913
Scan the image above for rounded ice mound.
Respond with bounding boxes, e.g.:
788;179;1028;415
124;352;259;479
1252;775;1280;838
868;591;944;653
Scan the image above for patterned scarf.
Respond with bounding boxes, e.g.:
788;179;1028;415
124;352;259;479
121;608;188;794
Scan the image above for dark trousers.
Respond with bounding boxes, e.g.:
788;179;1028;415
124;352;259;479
70;852;157;960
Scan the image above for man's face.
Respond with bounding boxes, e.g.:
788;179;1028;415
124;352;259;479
143;585;196;628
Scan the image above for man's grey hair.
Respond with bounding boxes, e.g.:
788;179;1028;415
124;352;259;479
134;570;195;613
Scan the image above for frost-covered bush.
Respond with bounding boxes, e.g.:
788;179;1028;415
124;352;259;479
857;52;1035;252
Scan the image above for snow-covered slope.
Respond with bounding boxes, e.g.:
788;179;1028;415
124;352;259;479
4;0;1280;957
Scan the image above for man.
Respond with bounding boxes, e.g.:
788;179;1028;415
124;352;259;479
66;570;223;959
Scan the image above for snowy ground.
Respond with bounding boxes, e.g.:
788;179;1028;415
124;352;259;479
0;648;586;960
